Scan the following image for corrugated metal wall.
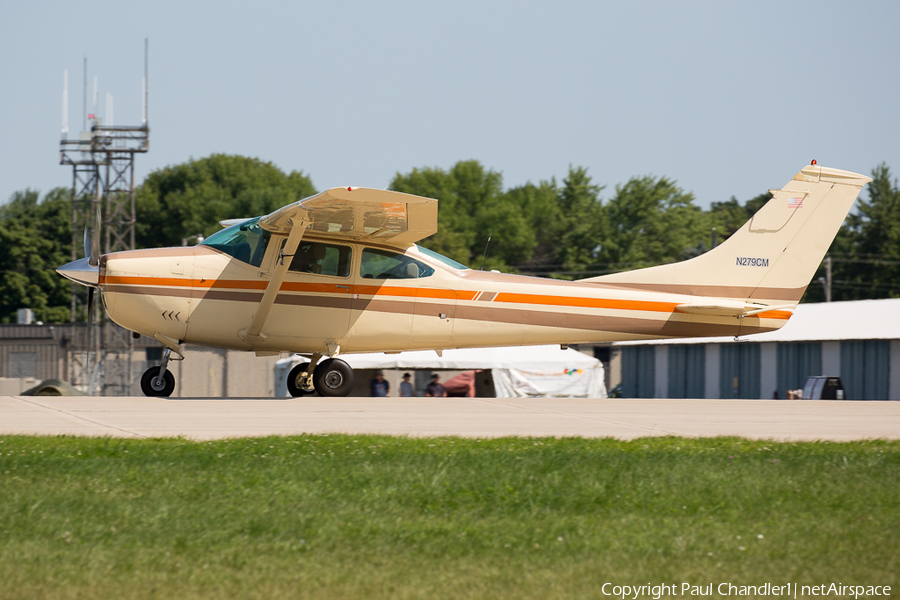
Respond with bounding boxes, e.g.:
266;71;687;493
621;346;655;398
719;344;760;399
668;345;705;398
1;344;64;381
777;342;822;398
841;340;890;400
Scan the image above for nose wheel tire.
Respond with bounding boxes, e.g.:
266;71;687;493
313;358;355;397
287;362;316;397
141;366;176;397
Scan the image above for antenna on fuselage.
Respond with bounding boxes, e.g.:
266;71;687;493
479;233;492;271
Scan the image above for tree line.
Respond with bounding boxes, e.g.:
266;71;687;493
2;154;898;323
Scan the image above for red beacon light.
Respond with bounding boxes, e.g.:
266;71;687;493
811;159;817;165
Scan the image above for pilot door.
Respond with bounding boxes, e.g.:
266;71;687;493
277;240;353;342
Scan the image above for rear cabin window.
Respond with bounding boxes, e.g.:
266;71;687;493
415;245;470;270
200;217;271;267
360;248;434;279
289;241;351;277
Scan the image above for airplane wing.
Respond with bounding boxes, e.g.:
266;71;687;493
258;187;438;246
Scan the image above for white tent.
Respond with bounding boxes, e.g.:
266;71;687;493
275;345;606;398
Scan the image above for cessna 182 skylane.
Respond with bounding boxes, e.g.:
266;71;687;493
58;162;871;397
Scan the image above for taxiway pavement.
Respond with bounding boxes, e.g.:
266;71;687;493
1;396;898;440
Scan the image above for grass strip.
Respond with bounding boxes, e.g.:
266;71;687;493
1;435;898;599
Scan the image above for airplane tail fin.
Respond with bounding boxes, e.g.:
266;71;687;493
581;164;872;307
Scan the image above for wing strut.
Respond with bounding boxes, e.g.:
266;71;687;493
240;218;308;344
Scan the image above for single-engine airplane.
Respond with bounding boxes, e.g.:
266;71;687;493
58;162;871;397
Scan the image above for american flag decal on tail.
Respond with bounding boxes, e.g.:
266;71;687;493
788;196;804;209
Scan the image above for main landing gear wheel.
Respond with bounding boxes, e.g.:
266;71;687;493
313;358;355;397
141;366;175;397
287;362;316;397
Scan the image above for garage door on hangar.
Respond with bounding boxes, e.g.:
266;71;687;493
841;340;890;400
720;344;760;399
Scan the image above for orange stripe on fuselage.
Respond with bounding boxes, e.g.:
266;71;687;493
494;291;681;314
99;275;790;320
102;275;267;290
494;292;791;320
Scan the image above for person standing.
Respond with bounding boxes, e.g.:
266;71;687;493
370;371;389;397
399;372;415;397
424;373;447;398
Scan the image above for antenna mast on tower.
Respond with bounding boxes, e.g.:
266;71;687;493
59;39;151;396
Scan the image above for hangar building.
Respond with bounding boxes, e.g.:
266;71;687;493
611;298;900;401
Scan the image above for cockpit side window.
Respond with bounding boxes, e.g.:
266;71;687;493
289;241;351;277
360;248;434;279
200;217;271;267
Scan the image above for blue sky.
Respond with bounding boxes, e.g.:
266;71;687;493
2;0;898;209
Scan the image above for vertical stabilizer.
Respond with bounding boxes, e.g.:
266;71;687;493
582;164;872;306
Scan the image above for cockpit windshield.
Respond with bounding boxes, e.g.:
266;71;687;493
200;217;271;267
415;245;470;270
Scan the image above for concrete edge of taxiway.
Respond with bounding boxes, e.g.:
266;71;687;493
1;396;898;441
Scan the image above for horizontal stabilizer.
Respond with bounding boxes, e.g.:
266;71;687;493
675;302;794;318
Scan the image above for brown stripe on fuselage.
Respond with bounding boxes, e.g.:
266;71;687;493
275;293;352;309
105;284;264;304
104;282;778;339
349;297;418;315
452;304;770;338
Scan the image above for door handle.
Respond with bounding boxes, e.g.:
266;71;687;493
335;285;350;290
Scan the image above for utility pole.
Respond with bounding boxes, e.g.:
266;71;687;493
825;255;832;303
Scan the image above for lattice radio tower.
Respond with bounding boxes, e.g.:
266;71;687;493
59;40;150;395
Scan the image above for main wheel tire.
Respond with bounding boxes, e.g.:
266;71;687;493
141;366;175;397
287;362;316;397
313;358;355;397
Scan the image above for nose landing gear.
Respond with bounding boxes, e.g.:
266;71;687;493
140;346;182;397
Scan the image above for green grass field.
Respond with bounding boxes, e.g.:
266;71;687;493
1;435;897;599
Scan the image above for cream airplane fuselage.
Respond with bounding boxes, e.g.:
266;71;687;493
59;163;872;396
100;236;788;356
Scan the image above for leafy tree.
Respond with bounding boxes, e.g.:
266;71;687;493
392;162;605;276
391;160;506;267
136;154;316;248
502;180;561;273
594;175;706;273
0;188;73;323
810;163;900;301
551;167;605;277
